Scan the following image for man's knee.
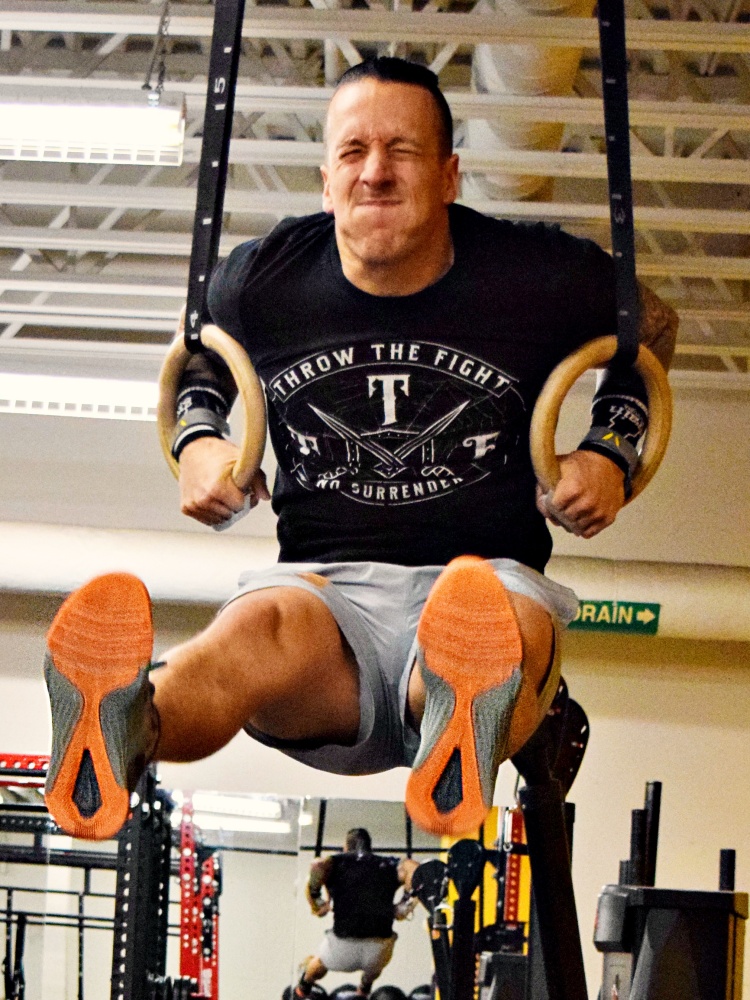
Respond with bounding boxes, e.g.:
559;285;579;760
217;584;352;672
216;584;360;743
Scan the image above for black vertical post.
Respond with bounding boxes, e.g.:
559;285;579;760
185;0;247;349
77;893;85;1000
12;912;26;1000
643;781;661;887
109;769;173;1000
4;890;12;1000
314;799;327;857
518;781;588;1000
478;825;486;932
405;810;413;860
450;897;476;1000
720;849;736;892
629;808;647;886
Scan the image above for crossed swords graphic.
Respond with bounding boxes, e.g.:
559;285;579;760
308;400;469;479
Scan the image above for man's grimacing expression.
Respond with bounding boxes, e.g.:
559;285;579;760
321;78;460;276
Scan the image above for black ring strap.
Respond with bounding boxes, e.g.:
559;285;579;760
184;0;247;353
597;0;641;370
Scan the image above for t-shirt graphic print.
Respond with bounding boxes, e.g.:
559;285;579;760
267;337;526;507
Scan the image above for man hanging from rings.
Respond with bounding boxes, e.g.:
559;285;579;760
41;57;677;842
288;827;418;1000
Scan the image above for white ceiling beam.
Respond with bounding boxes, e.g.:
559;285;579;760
675;304;750;323
0;302;176;321
2;76;749;132
0;309;175;332
676;343;750;357
0;227;236;255
635;255;750;279
0;277;185;297
1;4;749;53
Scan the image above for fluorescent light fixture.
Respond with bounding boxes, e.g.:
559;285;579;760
0;372;157;421
190;792;283;819
0;86;186;166
171;810;292;835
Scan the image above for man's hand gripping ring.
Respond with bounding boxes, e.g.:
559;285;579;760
157;324;267;492
530;335;673;504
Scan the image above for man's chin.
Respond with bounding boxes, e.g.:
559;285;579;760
341;231;410;268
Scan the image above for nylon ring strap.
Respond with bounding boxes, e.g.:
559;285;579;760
184;0;247;352
597;0;640;370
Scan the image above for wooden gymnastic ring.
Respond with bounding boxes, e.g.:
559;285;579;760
157;323;266;493
529;335;672;504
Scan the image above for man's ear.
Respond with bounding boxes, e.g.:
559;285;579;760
443;153;460;205
321;164;334;214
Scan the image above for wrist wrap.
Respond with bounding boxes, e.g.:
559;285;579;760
171;386;231;461
577;426;639;498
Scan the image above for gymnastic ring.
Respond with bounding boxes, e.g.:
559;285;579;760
157;323;267;493
529;335;672;504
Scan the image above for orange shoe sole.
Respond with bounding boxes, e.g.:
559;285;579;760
405;556;523;837
44;573;153;840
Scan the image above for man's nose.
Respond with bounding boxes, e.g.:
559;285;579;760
360;146;392;185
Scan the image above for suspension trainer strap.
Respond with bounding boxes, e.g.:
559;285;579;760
184;0;247;352
597;0;640;370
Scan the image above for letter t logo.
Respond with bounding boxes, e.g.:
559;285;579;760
368;375;410;426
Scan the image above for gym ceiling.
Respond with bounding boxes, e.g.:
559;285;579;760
0;0;748;388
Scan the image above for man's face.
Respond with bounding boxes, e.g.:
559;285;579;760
321;79;459;272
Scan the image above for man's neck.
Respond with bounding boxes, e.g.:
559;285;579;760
337;229;455;297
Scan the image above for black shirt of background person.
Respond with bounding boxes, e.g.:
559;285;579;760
326;852;402;939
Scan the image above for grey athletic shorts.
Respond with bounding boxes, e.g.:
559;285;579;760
225;559;578;776
316;929;396;978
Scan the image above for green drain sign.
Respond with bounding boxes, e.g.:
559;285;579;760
569;600;661;635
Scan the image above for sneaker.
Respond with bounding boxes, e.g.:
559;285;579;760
405;556;525;837
43;573;159;841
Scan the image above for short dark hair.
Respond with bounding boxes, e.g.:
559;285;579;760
345;827;372;853
333;57;453;157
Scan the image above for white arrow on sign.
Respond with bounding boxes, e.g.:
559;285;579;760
636;608;656;624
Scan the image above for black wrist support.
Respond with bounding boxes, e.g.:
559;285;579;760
171;385;231;461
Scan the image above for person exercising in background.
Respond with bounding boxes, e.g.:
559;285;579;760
292;828;418;999
42;56;678;845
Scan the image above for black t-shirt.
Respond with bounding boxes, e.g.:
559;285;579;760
326;851;401;939
206;204;617;571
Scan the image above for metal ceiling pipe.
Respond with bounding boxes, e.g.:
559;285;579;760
464;0;595;201
1;522;748;643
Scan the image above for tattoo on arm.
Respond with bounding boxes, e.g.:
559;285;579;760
637;282;678;371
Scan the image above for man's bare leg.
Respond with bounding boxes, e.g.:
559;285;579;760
152;586;360;761
295;956;327;997
43;574;360;840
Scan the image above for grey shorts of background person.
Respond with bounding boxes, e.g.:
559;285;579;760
316;929;397;980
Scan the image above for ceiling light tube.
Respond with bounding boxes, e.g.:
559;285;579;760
0;86;186;166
